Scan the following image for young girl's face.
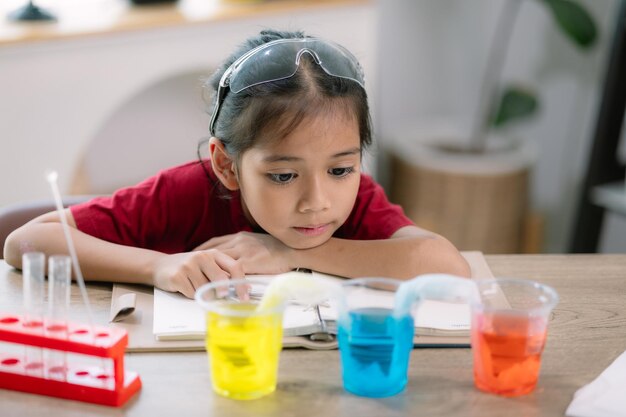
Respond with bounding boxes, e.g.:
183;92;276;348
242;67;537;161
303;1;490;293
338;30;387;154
237;112;362;249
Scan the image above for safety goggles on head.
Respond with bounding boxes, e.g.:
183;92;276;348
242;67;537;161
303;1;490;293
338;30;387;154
209;37;366;136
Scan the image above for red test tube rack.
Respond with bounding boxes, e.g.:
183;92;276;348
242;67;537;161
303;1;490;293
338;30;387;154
0;314;141;407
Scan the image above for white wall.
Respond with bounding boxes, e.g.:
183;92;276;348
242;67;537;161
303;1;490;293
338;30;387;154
376;0;624;253
0;3;377;205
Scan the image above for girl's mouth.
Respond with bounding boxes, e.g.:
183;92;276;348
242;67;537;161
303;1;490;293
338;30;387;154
293;224;330;237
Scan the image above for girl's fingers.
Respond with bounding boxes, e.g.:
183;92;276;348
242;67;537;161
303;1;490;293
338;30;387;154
193;252;233;298
178;276;197;299
213;251;249;301
199;267;230;298
186;265;211;292
233;282;251;301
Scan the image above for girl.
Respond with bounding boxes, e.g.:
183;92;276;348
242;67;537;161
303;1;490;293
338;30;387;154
4;29;470;298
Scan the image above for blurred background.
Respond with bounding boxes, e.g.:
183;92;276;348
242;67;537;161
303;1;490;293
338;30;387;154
0;0;624;255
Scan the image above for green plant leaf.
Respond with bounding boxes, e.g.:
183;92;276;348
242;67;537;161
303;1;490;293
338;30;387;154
541;0;598;48
492;87;539;127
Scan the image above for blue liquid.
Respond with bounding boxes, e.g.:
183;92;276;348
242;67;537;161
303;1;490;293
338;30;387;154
338;308;415;397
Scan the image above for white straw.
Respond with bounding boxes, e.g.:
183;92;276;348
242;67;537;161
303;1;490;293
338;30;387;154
45;170;94;327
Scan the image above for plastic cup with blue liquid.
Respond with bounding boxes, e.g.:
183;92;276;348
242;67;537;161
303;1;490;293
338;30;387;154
337;278;414;397
338;274;479;398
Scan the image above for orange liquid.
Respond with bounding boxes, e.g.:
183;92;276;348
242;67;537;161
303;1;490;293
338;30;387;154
471;313;547;396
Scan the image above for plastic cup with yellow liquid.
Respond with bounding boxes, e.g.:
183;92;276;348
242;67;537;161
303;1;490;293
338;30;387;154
195;272;340;400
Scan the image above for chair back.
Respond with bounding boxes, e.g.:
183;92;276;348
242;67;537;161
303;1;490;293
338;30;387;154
0;196;93;259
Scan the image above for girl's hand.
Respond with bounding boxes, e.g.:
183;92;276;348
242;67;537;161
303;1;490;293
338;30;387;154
152;249;245;299
193;232;294;275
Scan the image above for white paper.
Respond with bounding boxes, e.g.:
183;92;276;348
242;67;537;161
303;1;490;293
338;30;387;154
415;300;470;331
153;288;338;340
153;288;205;340
153;273;471;340
566;349;626;417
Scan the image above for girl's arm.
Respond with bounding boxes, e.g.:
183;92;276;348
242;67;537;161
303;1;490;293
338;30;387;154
194;226;470;280
4;210;160;283
290;225;471;279
4;210;245;298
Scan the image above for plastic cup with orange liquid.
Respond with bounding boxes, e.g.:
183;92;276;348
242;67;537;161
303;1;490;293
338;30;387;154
471;278;559;397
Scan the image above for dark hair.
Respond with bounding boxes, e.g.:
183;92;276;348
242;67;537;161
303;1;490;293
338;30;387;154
200;29;372;162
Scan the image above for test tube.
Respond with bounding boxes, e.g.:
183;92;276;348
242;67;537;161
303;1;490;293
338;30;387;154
22;252;45;376
47;255;71;381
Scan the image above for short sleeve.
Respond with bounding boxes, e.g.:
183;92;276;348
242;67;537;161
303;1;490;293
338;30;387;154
337;174;414;240
70;162;212;253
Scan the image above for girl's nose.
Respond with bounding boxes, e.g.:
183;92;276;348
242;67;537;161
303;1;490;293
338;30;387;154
297;176;330;213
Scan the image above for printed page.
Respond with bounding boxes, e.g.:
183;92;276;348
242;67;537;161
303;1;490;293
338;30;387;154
312;271;471;336
153;275;329;340
414;300;470;335
153;288;205;340
153;285;473;340
153;252;492;341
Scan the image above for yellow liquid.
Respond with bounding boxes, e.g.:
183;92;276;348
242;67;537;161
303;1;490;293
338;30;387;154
205;303;283;400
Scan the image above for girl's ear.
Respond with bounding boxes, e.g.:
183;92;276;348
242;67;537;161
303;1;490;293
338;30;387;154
209;137;240;191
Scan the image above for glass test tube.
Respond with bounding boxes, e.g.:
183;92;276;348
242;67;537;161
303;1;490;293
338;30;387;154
22;252;45;376
47;255;71;381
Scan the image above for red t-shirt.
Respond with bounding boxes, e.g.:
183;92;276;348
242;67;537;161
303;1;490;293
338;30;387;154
70;161;413;253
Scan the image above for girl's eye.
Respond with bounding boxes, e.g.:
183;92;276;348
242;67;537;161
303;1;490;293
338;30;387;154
268;173;296;184
329;167;354;178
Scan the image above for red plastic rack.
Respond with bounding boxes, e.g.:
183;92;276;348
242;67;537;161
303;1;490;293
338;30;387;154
0;313;141;407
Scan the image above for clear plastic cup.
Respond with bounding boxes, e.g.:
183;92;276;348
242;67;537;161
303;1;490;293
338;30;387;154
195;279;284;400
337;277;414;398
471;278;559;397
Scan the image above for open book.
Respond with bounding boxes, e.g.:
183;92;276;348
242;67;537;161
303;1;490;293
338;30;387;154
152;273;472;341
153;274;341;340
111;251;496;350
150;252;497;349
